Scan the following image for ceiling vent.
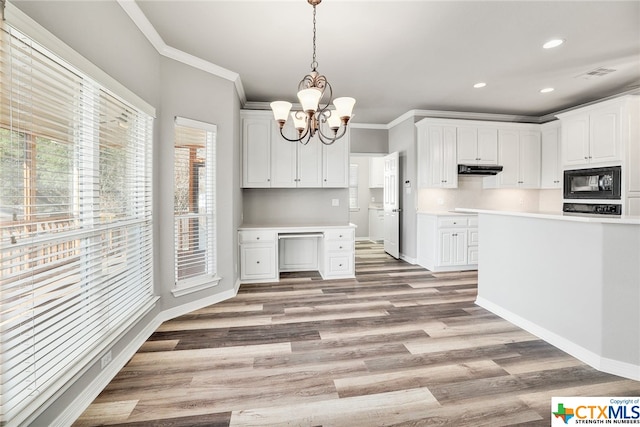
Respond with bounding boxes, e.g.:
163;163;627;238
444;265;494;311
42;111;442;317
576;67;617;80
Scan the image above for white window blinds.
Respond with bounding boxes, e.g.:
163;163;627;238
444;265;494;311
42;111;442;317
0;23;154;426
174;118;216;289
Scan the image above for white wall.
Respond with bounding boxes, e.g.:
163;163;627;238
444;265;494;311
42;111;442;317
418;177;563;213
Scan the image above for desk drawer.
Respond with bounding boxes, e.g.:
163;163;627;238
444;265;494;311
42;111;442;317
325;240;354;252
438;217;469;228
239;230;276;243
324;229;354;241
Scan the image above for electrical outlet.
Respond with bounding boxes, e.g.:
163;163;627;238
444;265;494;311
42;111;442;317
101;350;112;369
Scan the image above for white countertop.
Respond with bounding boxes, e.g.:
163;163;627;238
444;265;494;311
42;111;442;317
417;210;477;216
239;223;357;231
455;208;640;225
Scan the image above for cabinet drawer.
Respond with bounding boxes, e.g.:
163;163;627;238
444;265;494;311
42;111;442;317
468;229;479;246
240;244;276;280
324;229;354;241
326;254;353;274
438;217;469;228
325;240;354;252
239;230;276;243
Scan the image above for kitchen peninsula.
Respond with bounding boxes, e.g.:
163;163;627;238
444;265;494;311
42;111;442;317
458;208;640;380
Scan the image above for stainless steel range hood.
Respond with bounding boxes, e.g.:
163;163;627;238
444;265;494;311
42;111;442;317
457;164;504;175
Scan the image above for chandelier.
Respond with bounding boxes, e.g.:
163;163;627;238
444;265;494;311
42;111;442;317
270;0;355;145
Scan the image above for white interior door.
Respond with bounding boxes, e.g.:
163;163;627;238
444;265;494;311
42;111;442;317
383;152;400;259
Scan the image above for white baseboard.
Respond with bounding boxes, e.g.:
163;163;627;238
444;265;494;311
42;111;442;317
399;253;417;264
475;296;640;381
54;280;241;426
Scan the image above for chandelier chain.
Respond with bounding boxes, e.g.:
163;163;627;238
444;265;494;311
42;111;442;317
311;4;318;71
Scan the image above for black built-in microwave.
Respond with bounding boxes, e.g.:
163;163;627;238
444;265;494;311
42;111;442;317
563;166;621;200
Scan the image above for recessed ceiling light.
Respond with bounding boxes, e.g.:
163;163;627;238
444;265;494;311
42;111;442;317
543;39;564;49
540;87;555;93
473;82;487;88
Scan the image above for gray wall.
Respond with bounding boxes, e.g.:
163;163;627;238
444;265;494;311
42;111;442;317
12;1;242;424
351;127;388;153
243;188;348;225
388;117;418;261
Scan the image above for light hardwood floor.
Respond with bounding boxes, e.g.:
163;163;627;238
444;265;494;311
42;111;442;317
73;242;640;426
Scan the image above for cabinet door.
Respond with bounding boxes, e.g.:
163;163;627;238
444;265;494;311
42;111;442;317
476;128;498;164
563;116;590;166
456;126;478;164
426;126;445;187
442;126;458;188
322;134;349;187
438;230;467;266
519;131;541;188
497;129;520;188
242;118;272;187
541;126;561;188
297;139;323;187
589;105;620;164
271;137;297;188
270;121;298;187
369;157;384;188
240;244;276;280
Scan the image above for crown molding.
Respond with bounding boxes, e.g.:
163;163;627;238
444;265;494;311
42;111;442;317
117;0;246;104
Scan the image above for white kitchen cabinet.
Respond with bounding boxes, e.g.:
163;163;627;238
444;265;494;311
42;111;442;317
239;225;355;283
241;110;348;188
457;126;498;165
540;121;562;189
242;115;272;187
416;122;457;188
322;131;350;187
368;208;384;241
239;230;278;282
558;100;622;167
494;129;541;189
438;229;467;266
369;157;384;188
417;213;478;272
321;228;355;278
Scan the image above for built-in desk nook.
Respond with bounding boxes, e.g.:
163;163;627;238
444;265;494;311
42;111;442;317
238;224;356;283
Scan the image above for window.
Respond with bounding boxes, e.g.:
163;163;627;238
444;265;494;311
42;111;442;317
349;163;359;211
0;23;154;426
173;118;218;295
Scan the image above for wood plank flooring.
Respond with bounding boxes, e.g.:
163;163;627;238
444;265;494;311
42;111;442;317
73;242;640;426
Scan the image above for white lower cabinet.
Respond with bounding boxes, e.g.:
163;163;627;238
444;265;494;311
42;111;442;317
239;230;278;282
417;213;478;272
321;228;355;278
239;226;355;283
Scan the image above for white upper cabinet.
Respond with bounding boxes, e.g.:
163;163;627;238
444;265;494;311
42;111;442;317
416;121;457;188
457;126;498;165
369;156;384;188
242;114;272;188
241;110;349;188
558;99;622;167
322;130;350;188
495;128;541;189
540;122;561;189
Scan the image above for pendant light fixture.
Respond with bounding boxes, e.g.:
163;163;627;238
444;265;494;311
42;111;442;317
270;0;355;145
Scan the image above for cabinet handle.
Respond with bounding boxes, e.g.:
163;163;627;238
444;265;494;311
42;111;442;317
256;237;260;240
339;264;343;267
324;179;327;181
339;234;343;238
256;261;260;264
584;156;589;160
267;179;270;181
339;245;343;249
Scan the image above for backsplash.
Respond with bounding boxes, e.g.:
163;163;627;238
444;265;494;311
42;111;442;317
418;176;563;212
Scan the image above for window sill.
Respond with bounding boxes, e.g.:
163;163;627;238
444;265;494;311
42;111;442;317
172;275;221;297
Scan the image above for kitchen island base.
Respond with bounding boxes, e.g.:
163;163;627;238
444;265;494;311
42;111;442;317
468;210;640;381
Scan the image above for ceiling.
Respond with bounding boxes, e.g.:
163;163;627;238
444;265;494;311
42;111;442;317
133;0;640;125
